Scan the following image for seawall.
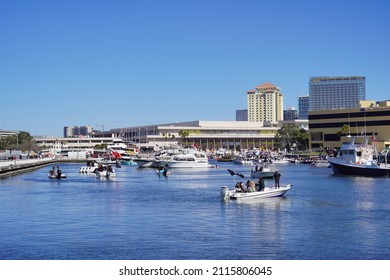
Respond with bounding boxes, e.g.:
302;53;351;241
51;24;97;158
0;158;63;179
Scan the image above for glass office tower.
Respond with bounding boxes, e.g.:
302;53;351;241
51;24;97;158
309;76;365;111
298;95;309;119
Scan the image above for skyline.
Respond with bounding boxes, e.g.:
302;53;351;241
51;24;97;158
1;0;389;136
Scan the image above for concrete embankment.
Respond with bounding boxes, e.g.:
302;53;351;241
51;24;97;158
0;158;56;178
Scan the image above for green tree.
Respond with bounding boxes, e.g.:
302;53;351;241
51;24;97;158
178;130;190;146
336;124;350;136
0;131;38;152
274;124;309;152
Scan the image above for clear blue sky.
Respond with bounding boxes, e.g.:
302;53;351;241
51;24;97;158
1;0;389;136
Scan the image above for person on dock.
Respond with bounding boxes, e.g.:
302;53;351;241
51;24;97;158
273;169;281;188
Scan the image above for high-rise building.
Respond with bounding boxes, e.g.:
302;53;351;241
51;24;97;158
64;125;93;137
298;95;310;119
247;82;284;122
309;76;365;111
236;109;248;121
283;107;298;121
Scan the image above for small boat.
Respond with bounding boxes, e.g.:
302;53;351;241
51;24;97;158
48;174;67;179
156;169;171;177
223;169;292;200
96;170;116;179
134;158;160;168
48;166;66;179
250;164;275;178
221;184;292;200
328;135;390;177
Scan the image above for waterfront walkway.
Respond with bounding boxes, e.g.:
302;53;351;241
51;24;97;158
0;158;55;178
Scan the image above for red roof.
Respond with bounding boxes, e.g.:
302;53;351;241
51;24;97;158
256;82;277;89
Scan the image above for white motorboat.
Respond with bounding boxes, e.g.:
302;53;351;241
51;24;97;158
166;148;209;168
223;168;291;200
270;158;290;164
221;185;292;200
250;164;275;178
96;169;116;179
233;157;254;165
134;158;160;168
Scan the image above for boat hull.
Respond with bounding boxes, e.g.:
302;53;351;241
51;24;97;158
167;161;209;168
250;171;274;178
328;158;390;177
48;174;67;179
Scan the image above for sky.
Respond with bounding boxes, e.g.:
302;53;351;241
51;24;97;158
1;0;389;136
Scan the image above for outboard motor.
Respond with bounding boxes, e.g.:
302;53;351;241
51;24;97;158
220;186;229;200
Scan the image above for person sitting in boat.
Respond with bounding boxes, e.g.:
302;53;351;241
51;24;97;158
107;164;113;173
257;176;265;191
97;164;104;172
56;166;62;179
235;182;245;192
49;166;56;176
246;180;255;192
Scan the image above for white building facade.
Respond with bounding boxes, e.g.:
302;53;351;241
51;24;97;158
247;82;284;122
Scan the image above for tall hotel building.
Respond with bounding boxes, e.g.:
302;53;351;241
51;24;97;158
247;82;284;122
309;76;365;111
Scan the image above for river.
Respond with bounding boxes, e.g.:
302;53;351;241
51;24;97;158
1;161;389;260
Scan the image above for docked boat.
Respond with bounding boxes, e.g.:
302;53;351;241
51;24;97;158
250;164;275;178
165;148;209;168
121;153;138;166
233;157;255;165
221;184;292;200
327;135;390;177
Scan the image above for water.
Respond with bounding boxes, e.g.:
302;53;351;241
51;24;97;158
1;161;390;260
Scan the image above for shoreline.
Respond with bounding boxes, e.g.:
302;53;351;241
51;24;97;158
0;158;88;179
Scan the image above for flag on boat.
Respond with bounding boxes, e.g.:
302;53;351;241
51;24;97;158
227;169;244;178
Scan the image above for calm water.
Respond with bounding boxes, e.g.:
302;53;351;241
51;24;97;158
1;161;389;260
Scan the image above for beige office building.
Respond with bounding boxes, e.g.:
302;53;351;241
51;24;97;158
247;82;284;122
309;101;390;150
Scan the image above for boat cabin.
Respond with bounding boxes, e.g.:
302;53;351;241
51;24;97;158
338;136;375;165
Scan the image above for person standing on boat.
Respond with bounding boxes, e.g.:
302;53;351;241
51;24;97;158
273;169;281;188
